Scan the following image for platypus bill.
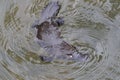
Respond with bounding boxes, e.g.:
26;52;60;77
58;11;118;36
32;1;88;62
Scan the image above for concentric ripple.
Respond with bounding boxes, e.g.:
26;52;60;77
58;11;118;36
0;0;120;80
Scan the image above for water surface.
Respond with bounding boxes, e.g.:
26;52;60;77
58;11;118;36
0;0;120;80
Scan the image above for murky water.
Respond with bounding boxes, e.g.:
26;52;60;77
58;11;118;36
0;0;120;80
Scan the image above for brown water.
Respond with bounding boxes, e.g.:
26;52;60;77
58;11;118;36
0;0;120;80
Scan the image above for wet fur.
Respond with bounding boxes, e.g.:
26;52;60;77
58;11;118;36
33;1;88;62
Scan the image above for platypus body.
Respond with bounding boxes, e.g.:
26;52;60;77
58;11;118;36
33;1;88;62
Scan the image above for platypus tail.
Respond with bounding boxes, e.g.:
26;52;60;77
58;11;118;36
39;1;61;24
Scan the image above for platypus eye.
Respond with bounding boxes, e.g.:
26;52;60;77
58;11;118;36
39;56;53;62
56;17;64;26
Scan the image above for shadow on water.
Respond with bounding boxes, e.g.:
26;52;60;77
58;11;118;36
0;0;120;80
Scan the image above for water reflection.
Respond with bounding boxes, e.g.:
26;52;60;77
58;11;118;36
0;0;120;80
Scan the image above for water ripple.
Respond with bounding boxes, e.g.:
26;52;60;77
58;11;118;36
0;0;120;80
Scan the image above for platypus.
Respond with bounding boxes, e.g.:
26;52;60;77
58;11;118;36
32;1;88;62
